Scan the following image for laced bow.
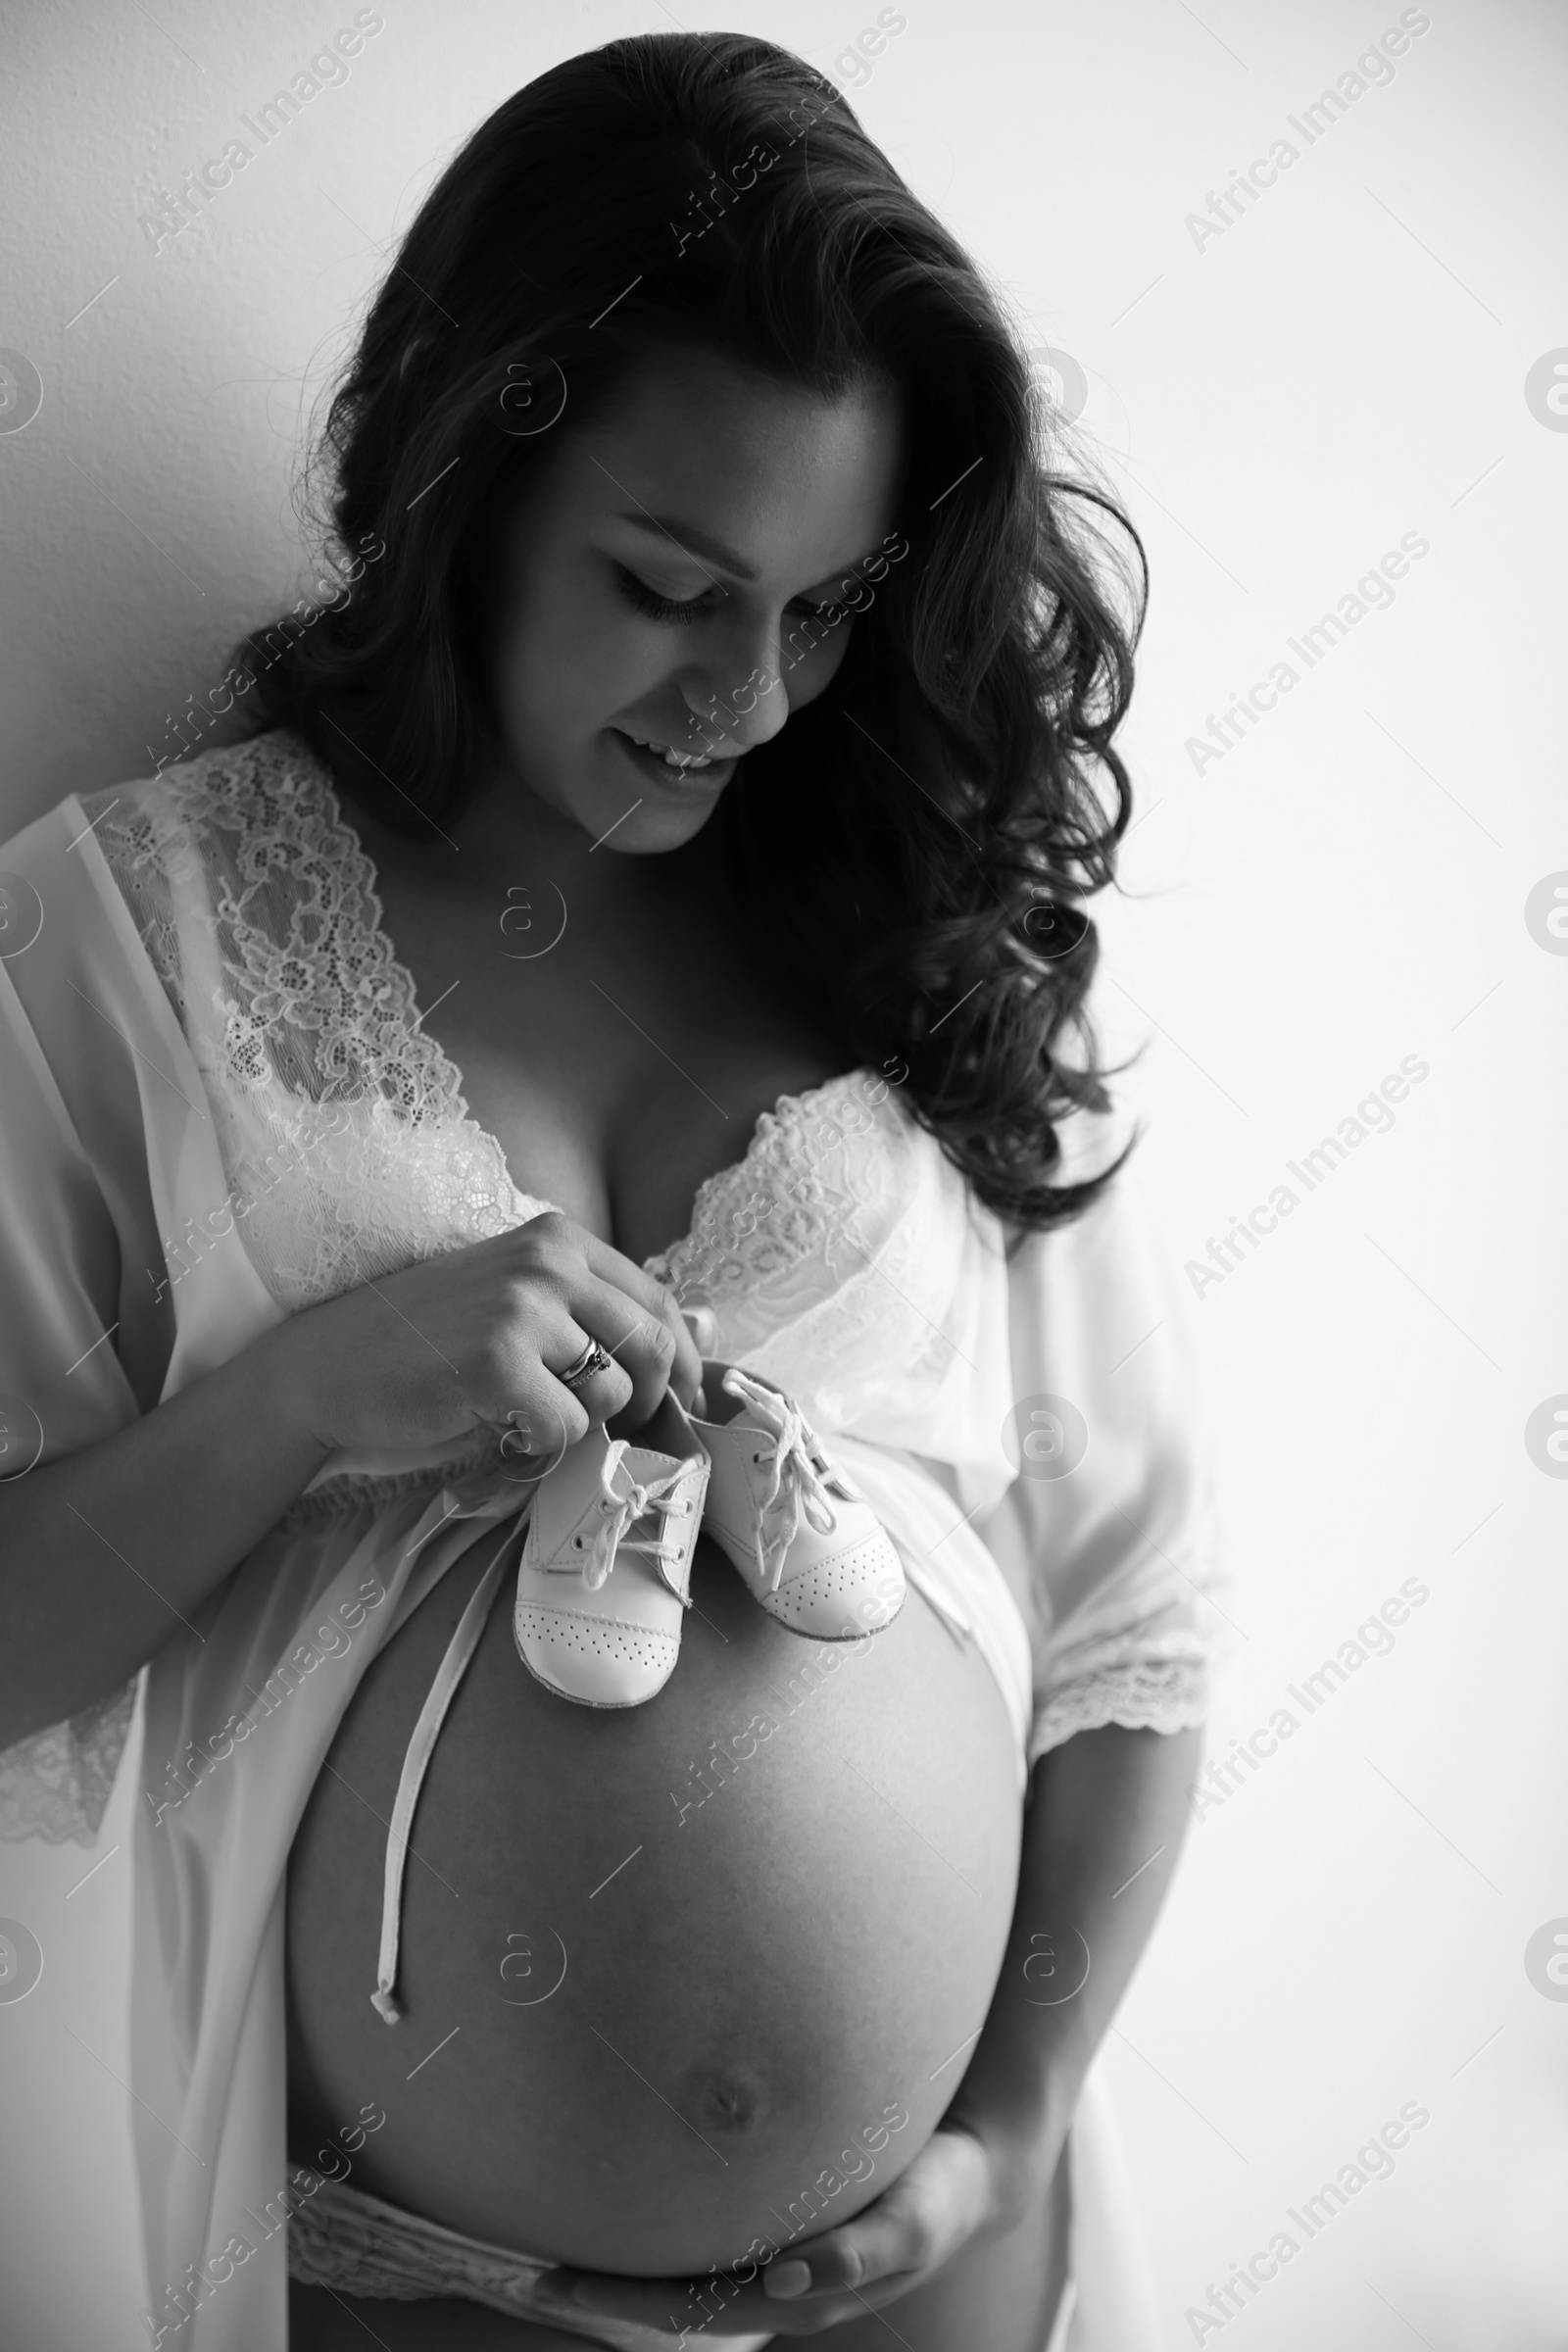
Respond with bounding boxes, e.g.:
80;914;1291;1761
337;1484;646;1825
721;1368;856;1592
562;1444;695;1599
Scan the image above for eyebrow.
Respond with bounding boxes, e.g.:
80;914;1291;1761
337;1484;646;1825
615;512;760;583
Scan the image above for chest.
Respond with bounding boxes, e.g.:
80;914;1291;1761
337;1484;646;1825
366;858;851;1267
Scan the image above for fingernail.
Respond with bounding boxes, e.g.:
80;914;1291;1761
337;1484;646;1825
765;2260;812;2299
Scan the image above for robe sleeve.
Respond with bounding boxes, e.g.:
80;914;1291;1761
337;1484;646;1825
0;940;143;1840
0;774;266;1844
973;1157;1232;1770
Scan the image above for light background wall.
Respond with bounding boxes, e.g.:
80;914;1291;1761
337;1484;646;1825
1;1;1564;2346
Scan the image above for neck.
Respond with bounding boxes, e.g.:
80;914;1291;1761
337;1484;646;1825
353;752;726;930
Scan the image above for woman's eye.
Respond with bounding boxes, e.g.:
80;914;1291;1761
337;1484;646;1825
612;564;844;628
613;565;710;623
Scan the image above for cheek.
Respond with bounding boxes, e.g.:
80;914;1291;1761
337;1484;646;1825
494;575;658;743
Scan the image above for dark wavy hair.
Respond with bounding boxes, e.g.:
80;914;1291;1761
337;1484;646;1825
232;29;1148;1240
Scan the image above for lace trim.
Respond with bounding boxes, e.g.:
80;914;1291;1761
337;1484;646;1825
287;2174;557;2318
1028;1654;1210;1763
0;1675;137;1846
74;735;550;1315
277;1446;489;1535
646;1079;967;1424
72;732;969;1395
646;1081;880;1304
73;733;917;1355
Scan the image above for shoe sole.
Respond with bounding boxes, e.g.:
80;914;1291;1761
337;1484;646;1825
756;1591;906;1642
512;1621;680;1709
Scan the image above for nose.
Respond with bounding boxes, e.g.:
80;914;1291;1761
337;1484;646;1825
677;626;792;760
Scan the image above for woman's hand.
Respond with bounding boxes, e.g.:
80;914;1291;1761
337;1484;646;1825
533;2109;1064;2338
752;2108;1062;2328
269;1210;702;1460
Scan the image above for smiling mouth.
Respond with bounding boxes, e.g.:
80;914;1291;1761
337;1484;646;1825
612;728;734;780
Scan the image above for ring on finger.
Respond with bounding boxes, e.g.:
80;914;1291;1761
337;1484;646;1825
559;1338;616;1392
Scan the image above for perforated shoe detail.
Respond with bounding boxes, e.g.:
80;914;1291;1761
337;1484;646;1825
762;1535;906;1639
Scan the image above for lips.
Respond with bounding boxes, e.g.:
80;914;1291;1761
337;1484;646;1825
612;728;735;787
618;726;718;771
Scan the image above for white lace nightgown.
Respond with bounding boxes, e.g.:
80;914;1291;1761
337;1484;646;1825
0;732;1225;2351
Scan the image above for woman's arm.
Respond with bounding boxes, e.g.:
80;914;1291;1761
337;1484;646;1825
534;1720;1203;2338
0;1317;332;1748
945;1718;1204;2171
0;1214;701;1751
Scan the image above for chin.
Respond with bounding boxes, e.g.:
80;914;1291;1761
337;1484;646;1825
575;780;729;856
587;725;740;841
613;802;724;854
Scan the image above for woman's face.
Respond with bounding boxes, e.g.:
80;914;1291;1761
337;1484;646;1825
483;346;906;855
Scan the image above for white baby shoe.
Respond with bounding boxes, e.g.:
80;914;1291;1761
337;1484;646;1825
691;1364;906;1642
513;1392;710;1706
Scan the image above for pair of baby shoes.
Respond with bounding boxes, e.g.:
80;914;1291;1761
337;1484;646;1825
512;1364;906;1707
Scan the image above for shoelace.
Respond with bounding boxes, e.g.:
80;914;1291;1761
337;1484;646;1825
561;1444;695;1599
720;1368;853;1593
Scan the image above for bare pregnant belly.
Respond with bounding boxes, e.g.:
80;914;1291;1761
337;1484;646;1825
285;1527;1024;2277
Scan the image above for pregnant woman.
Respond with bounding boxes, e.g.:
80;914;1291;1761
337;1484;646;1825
0;33;1221;2352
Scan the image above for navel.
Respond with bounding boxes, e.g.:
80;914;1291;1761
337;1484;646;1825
679;2061;768;2136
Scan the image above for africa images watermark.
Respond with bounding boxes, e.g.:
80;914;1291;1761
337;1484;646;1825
825;7;908;90
1182;1053;1430;1301
143;529;387;777
143;1098;361;1306
663;530;911;765
1184;531;1430;777
137;11;386;257
1184;9;1433;257
141;2102;388;2344
1187;1571;1432;1826
665;2097;915;2341
664;1061;911;1319
1182;2098;1433;2341
141;1573;388;1829
666;1581;903;1830
663;23;906;262
666;99;828;258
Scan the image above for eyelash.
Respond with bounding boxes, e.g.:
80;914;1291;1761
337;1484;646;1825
612;564;841;628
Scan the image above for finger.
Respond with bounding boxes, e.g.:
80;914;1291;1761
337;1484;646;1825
766;2138;988;2300
535;2268;776;2335
540;2248;869;2330
474;1342;595;1458
559;1271;686;1429
565;1232;704;1405
682;1303;718;1357
535;2261;924;2340
542;1315;637;1433
508;1213;703;1410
